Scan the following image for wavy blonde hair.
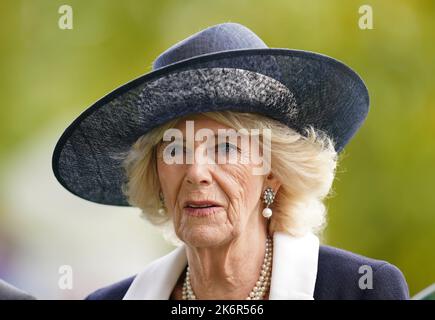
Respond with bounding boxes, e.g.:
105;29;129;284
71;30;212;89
117;111;338;243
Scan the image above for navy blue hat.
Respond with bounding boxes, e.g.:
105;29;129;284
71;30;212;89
52;22;369;206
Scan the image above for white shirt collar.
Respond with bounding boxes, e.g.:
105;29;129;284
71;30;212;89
123;231;319;300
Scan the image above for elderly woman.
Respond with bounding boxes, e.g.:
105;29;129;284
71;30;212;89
52;23;409;300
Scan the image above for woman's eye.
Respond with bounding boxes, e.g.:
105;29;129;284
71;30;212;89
216;142;239;153
177;145;187;156
166;145;185;157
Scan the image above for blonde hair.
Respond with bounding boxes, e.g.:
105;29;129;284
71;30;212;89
117;111;338;243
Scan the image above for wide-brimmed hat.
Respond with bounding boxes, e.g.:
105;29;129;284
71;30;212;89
52;22;369;206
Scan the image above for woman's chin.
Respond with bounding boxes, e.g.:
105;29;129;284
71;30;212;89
181;229;229;248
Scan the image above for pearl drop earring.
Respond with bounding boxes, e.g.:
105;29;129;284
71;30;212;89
262;187;275;219
158;191;167;216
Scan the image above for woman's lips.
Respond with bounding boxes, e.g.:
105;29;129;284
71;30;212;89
183;206;223;217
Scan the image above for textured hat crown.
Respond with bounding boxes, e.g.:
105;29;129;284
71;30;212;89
152;23;268;70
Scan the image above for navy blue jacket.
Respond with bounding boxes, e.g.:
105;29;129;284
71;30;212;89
85;245;409;300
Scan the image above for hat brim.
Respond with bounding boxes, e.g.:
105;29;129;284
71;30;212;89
52;48;369;206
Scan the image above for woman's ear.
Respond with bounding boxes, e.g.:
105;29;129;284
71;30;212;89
264;172;281;193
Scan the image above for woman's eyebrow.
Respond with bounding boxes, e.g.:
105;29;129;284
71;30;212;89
160;133;236;145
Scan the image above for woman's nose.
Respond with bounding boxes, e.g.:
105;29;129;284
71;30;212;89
185;146;214;186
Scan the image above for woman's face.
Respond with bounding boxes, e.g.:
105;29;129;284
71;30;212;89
156;115;279;248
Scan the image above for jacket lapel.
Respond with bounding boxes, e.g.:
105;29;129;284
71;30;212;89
268;232;319;299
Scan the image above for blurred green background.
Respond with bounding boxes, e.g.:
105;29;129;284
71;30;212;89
0;0;434;298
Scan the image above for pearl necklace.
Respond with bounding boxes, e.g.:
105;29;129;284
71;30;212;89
182;236;273;300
